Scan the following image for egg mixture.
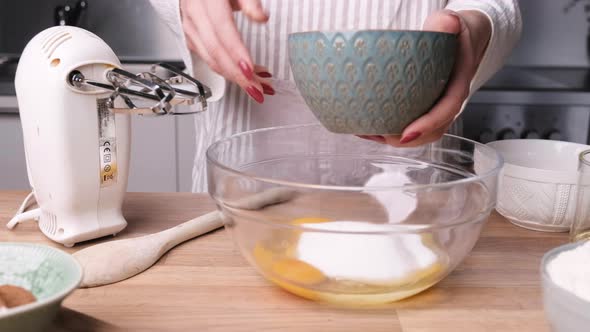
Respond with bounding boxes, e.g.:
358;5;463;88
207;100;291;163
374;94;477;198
252;217;449;305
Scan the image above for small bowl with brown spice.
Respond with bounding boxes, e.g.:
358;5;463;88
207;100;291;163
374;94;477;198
0;242;82;332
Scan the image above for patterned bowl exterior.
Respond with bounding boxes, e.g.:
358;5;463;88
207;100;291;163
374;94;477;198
496;176;576;232
288;30;457;135
474;147;575;232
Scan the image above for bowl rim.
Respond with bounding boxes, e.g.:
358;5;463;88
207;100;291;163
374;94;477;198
0;242;83;320
541;241;590;307
206;123;504;192
487;139;590;184
288;29;457;37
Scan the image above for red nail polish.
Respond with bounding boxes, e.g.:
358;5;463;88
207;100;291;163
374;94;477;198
261;83;275;95
246;86;264;103
239;60;254;81
257;71;273;78
399;132;422;144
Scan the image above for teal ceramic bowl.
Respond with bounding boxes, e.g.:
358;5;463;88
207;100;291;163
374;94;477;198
0;243;82;332
288;30;457;135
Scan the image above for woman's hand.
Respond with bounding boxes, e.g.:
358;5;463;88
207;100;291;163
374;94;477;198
180;0;274;103
361;9;492;146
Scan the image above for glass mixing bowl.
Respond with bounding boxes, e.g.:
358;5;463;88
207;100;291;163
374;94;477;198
207;124;503;305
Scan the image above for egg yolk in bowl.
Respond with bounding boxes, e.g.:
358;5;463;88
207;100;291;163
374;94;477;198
252;217;449;305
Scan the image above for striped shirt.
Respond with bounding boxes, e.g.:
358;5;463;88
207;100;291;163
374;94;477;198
150;0;521;192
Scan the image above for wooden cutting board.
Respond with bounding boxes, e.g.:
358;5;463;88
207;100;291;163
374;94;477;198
0;191;567;332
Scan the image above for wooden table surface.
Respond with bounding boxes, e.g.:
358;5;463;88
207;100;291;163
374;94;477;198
0;191;567;332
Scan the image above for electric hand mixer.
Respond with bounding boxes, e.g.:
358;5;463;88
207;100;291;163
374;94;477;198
7;26;212;247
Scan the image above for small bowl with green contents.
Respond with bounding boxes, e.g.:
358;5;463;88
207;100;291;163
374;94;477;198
288;30;457;135
0;242;82;332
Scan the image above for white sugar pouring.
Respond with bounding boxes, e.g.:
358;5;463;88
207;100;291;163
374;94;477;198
295;163;445;283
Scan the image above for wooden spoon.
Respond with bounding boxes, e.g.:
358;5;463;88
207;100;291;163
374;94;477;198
74;188;296;288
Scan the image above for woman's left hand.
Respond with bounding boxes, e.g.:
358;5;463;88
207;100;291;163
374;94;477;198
360;9;492;147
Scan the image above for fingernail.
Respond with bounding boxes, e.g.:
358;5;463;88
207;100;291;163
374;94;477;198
246;86;264;103
400;132;422;144
261;83;275;95
257;71;273;78
239;60;254;81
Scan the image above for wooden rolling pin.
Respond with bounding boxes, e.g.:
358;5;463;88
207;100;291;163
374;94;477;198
74;188;296;288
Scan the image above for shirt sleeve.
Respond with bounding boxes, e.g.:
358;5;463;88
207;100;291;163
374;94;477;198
148;0;226;101
445;0;522;115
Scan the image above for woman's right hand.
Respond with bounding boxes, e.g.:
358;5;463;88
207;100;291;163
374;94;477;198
180;0;274;103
